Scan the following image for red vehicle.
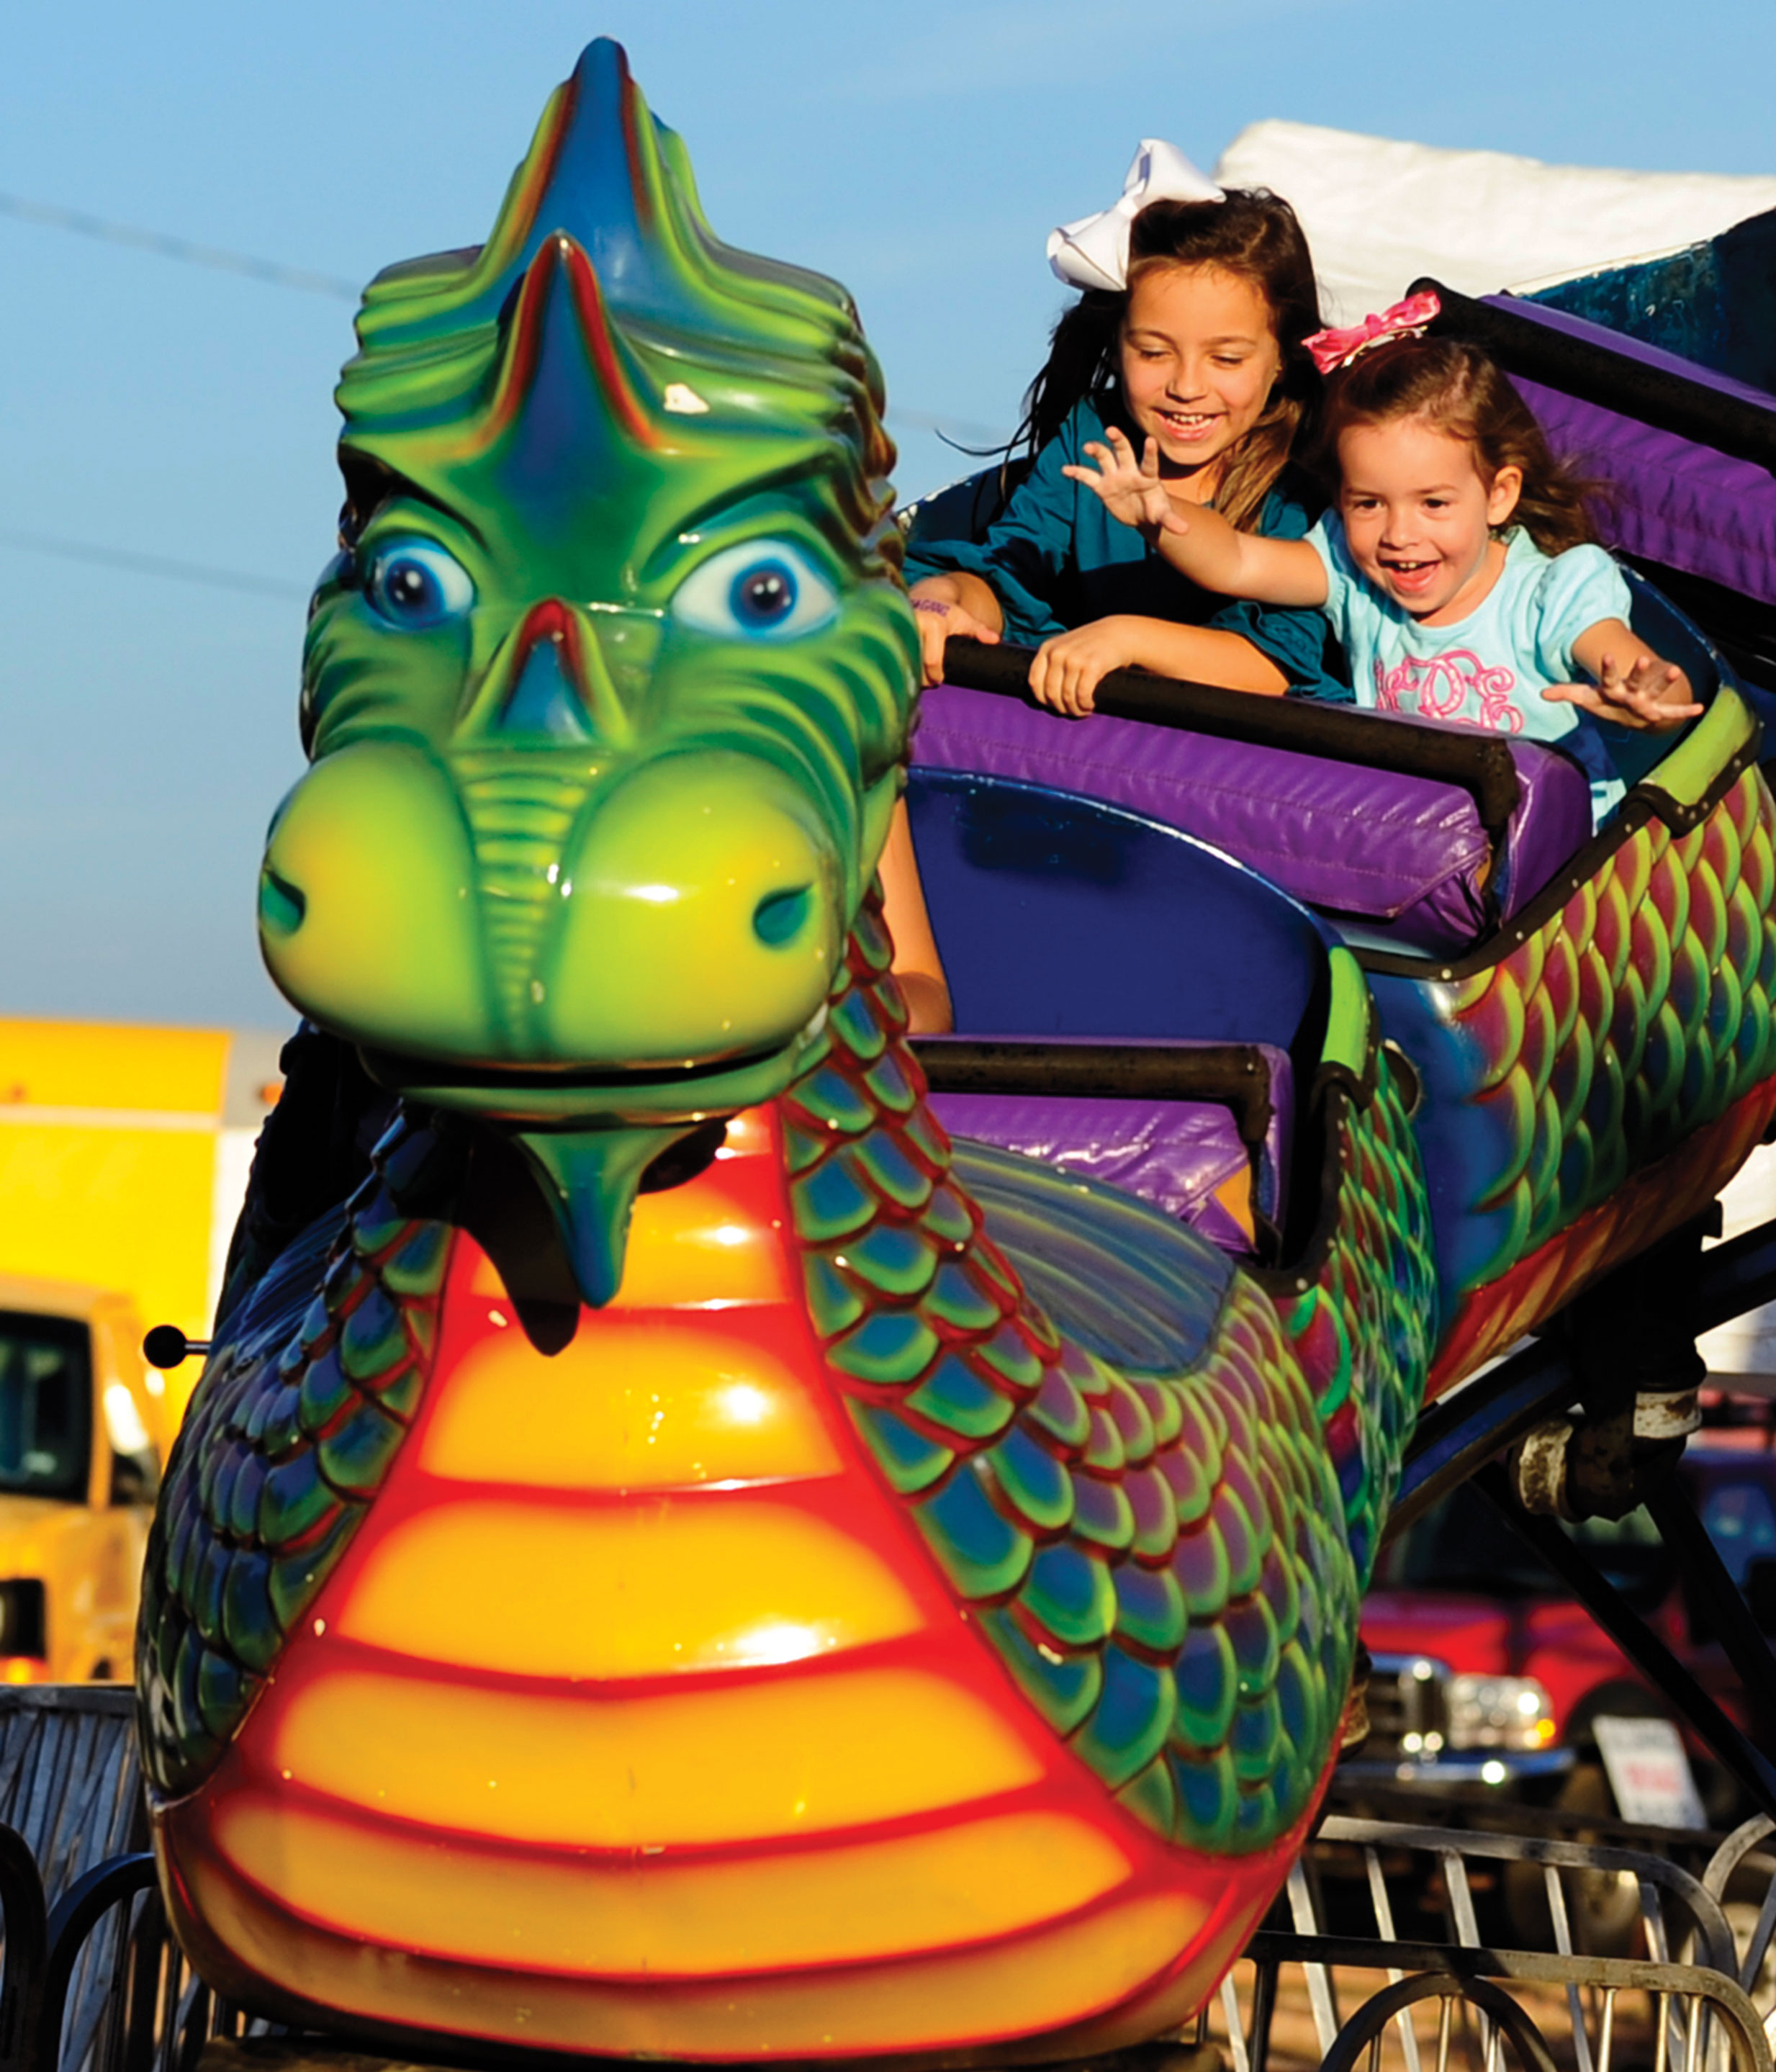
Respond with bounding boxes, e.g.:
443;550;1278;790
1353;1443;1776;1818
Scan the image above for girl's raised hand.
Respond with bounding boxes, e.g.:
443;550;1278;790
1062;427;1190;542
1546;646;1704;730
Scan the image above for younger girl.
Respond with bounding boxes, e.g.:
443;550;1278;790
905;164;1345;713
1065;301;1700;820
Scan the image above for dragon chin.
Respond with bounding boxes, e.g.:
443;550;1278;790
356;1000;832;1307
509;1124;695;1310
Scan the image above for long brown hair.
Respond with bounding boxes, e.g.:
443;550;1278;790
1317;336;1598;554
1015;188;1324;533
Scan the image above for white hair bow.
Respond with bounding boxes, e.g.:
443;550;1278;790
1046;139;1226;294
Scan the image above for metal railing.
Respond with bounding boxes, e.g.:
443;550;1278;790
4;1682;1776;2072
1204;1812;1776;2072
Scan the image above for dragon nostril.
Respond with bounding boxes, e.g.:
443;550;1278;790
752;885;812;948
258;868;307;937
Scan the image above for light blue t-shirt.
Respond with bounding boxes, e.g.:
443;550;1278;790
1305;517;1633;821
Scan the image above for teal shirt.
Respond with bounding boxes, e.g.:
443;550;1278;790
903;395;1351;701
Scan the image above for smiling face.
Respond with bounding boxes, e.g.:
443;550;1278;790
1335;415;1523;623
1117;263;1283;496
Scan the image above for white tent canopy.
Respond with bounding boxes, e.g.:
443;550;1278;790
1212;120;1776;324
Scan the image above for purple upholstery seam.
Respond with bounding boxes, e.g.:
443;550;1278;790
907;683;1595;951
913;721;1484;898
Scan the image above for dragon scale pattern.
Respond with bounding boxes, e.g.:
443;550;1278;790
145;888;1435;1866
1426;769;1776;1375
785;896;1435;1855
1274;1047;1437;1587
139;1181;452;1799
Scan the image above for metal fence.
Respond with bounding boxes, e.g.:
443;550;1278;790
1206;1811;1776;2072
6;1688;1776;2072
0;1690;145;2072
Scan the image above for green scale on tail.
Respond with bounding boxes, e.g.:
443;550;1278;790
1419;721;1776;1299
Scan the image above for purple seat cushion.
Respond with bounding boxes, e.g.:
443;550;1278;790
930;1094;1256;1253
911;683;1593;955
1487;294;1776;608
921;1037;1294;1256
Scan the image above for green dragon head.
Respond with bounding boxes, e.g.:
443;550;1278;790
261;39;916;1302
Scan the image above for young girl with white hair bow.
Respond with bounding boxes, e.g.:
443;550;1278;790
902;143;1343;715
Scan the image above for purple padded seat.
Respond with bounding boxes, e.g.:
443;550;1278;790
911;683;1592;956
924;1040;1294;1258
1487;294;1776;609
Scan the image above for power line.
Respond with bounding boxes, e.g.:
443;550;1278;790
0;187;1013;448
0;191;359;299
891;405;1012;449
0;528;310;601
0;192;1012;602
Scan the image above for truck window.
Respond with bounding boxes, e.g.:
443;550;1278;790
1382;1484;1673;1612
0;1312;91;1502
1698;1481;1776;1590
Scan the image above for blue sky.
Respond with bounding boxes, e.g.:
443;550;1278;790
6;0;1776;1030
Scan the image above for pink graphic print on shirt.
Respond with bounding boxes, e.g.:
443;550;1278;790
1374;649;1523;732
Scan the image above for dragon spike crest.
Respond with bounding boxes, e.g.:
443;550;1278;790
336;38;895;557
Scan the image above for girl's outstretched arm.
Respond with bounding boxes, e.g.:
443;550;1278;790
1063;427;1328;608
1551;620;1705;730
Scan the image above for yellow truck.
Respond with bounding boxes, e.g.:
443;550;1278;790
0;1274;164;1681
0;1019;284;1679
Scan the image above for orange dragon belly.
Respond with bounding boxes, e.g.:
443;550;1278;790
153;1106;1289;2061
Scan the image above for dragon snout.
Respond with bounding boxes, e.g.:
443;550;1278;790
539;752;843;1061
257;742;846;1073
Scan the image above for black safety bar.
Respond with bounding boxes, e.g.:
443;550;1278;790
908;1037;1277;1150
1419;279;1776;477
939;635;1524;850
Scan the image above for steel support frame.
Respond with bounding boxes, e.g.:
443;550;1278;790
1470;1463;1776;1819
1393;1208;1776;1536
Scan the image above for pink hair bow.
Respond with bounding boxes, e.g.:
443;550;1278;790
1304;291;1441;376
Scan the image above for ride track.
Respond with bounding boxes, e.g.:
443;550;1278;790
120;32;1776;2072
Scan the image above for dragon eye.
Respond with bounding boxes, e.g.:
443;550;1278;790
364;539;474;630
672;540;838;641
